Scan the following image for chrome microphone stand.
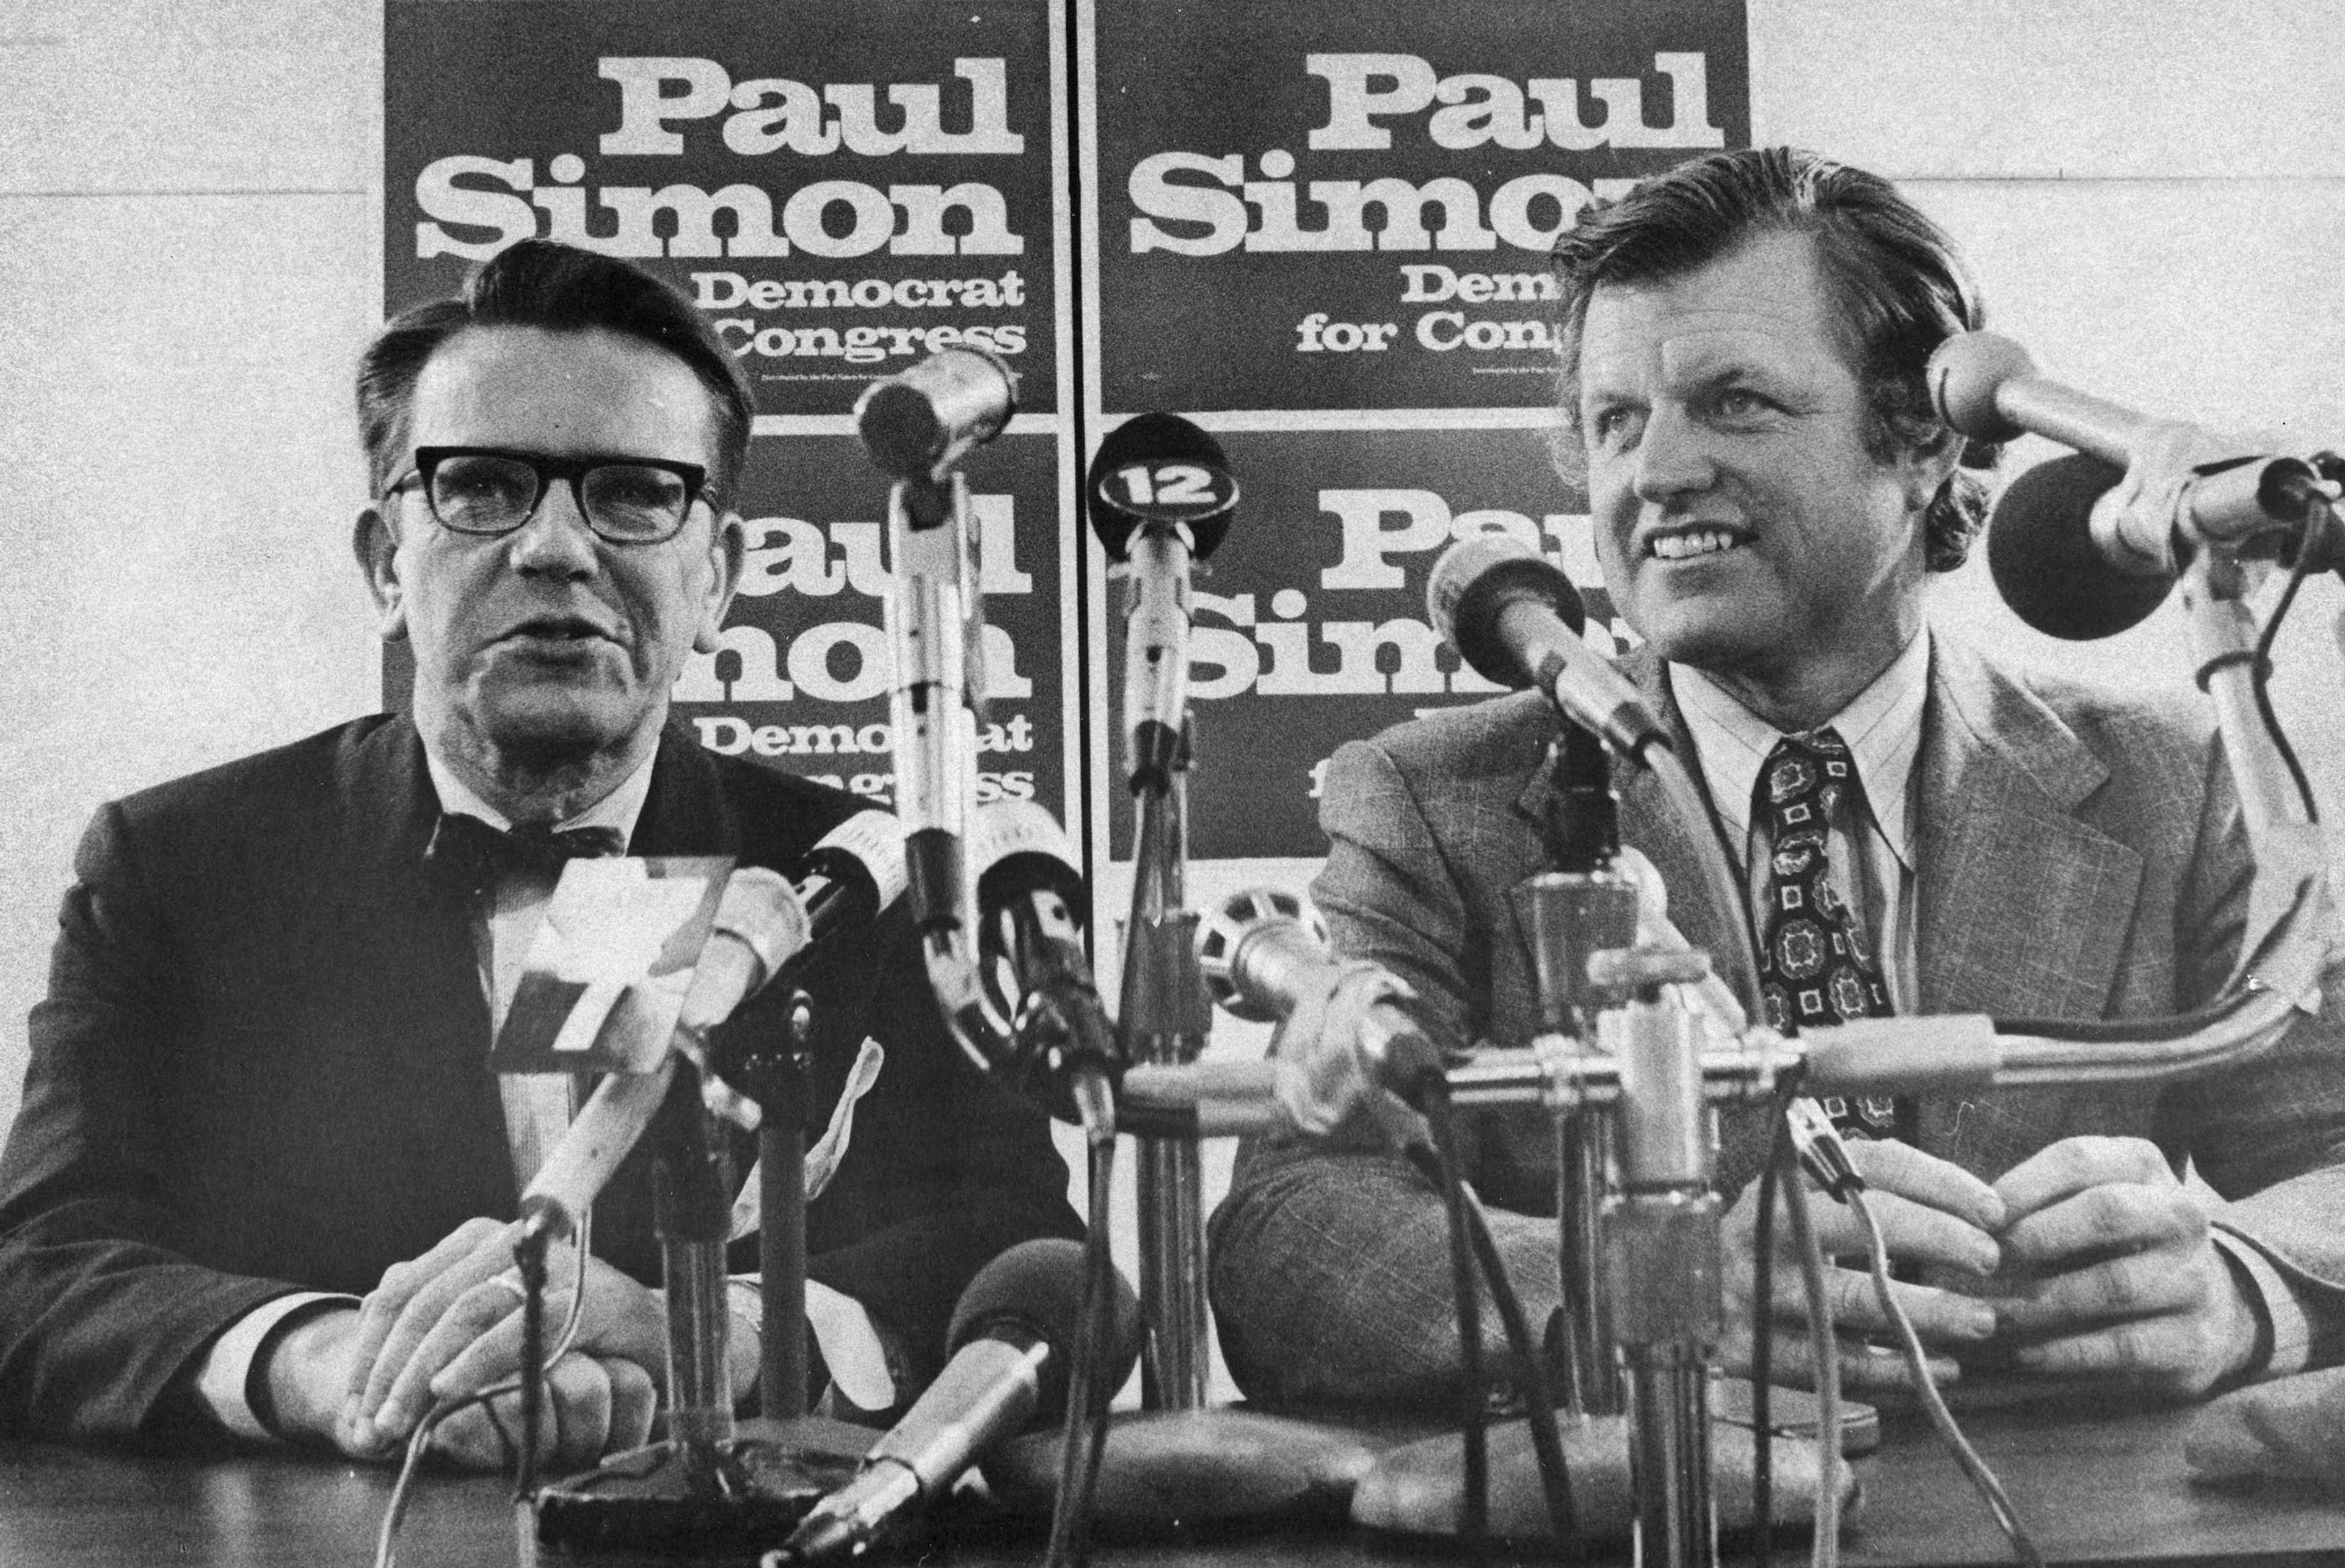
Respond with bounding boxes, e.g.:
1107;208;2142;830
1119;738;1214;1409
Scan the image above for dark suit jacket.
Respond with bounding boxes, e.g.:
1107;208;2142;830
0;714;1078;1441
1210;637;2345;1406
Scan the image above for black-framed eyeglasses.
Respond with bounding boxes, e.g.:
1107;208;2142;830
385;446;711;545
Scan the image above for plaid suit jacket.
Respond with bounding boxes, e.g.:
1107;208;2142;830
1210;633;2345;1406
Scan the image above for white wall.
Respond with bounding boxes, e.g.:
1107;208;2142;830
3;7;2341;1399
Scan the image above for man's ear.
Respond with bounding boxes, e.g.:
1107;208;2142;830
694;509;747;654
1903;427;1966;517
353;504;410;642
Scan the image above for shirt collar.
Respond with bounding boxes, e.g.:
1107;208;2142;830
1669;625;1932;869
423;737;658;846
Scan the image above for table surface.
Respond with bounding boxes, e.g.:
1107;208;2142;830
1;1398;2338;1568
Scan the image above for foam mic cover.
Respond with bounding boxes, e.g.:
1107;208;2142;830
1086;412;1237;561
1425;534;1588;689
1987;452;2175;640
947;1238;1143;1425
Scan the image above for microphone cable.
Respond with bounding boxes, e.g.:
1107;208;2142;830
2243;479;2330;825
1746;1075;1805;1568
1042;1134;1120;1568
1424;1093;1489;1564
1847;1189;2043;1568
1407;1096;1582;1560
373;1211;595;1568
1777;1138;1842;1568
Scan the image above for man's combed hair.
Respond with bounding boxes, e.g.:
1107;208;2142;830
356;239;757;506
1549;147;1996;573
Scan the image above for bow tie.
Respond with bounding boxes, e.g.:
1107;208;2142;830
426;812;627;893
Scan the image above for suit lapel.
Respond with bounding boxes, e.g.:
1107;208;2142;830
329;716;517;1243
1914;637;2139;1021
628;725;740;860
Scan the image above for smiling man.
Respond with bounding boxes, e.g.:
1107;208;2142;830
0;241;1077;1465
1210;148;2345;1410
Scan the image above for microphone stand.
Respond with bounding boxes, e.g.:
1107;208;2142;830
1527;730;1638;1420
1119;728;1212;1409
531;1000;876;1557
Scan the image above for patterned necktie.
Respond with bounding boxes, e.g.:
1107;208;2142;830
1753;728;1908;1142
426;812;627;895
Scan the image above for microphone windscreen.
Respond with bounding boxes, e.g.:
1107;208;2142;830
1987;453;2173;640
1425;534;1586;689
1086;413;1237;561
946;1238;1143;1421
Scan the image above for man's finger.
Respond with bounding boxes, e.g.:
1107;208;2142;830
363;1266;528;1444
343;1217;508;1412
1845;1139;2006;1235
604;1356;658;1456
426;1280;588;1407
1987;1246;2201;1337
1767;1261;1998;1348
1996;1182;2200;1272
1993;1135;2173;1225
1798;1185;2001;1279
2001;1314;2194;1385
425;1388;534;1473
545;1353;613;1470
1726;1322;1957;1396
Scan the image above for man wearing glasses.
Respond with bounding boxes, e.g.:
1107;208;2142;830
0;240;1077;1467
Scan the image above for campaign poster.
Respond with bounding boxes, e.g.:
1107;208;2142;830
1103;423;1634;861
1090;0;1750;413
675;432;1075;825
385;0;1060;416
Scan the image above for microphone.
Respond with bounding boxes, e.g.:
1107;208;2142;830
969;803;1120;1104
1193;886;1445;1109
1982;452;2179;640
1426;534;1669;757
517;865;804;1246
783;1238;1144;1563
761;810;910;992
1086;413;1240;790
517;813;907;1241
856;346;1018;485
1927;331;2329;603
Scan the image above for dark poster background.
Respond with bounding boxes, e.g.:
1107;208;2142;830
673;433;1067;819
1091;0;1751;413
385;0;1058;417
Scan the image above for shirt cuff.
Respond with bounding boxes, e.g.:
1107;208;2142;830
2211;1229;2314;1379
194;1293;357;1442
726;1274;898;1413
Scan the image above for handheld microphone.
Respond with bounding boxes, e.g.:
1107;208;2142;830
1426;534;1669;757
518;865;803;1246
1927;332;2330;631
783;1238;1144;1563
1193;886;1445;1109
762;810;911;991
969;802;1119;1103
856;346;1018;485
1086;413;1240;791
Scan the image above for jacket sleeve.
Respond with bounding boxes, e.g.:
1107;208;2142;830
2158;734;2345;1374
1209;738;1552;1409
0;805;302;1441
